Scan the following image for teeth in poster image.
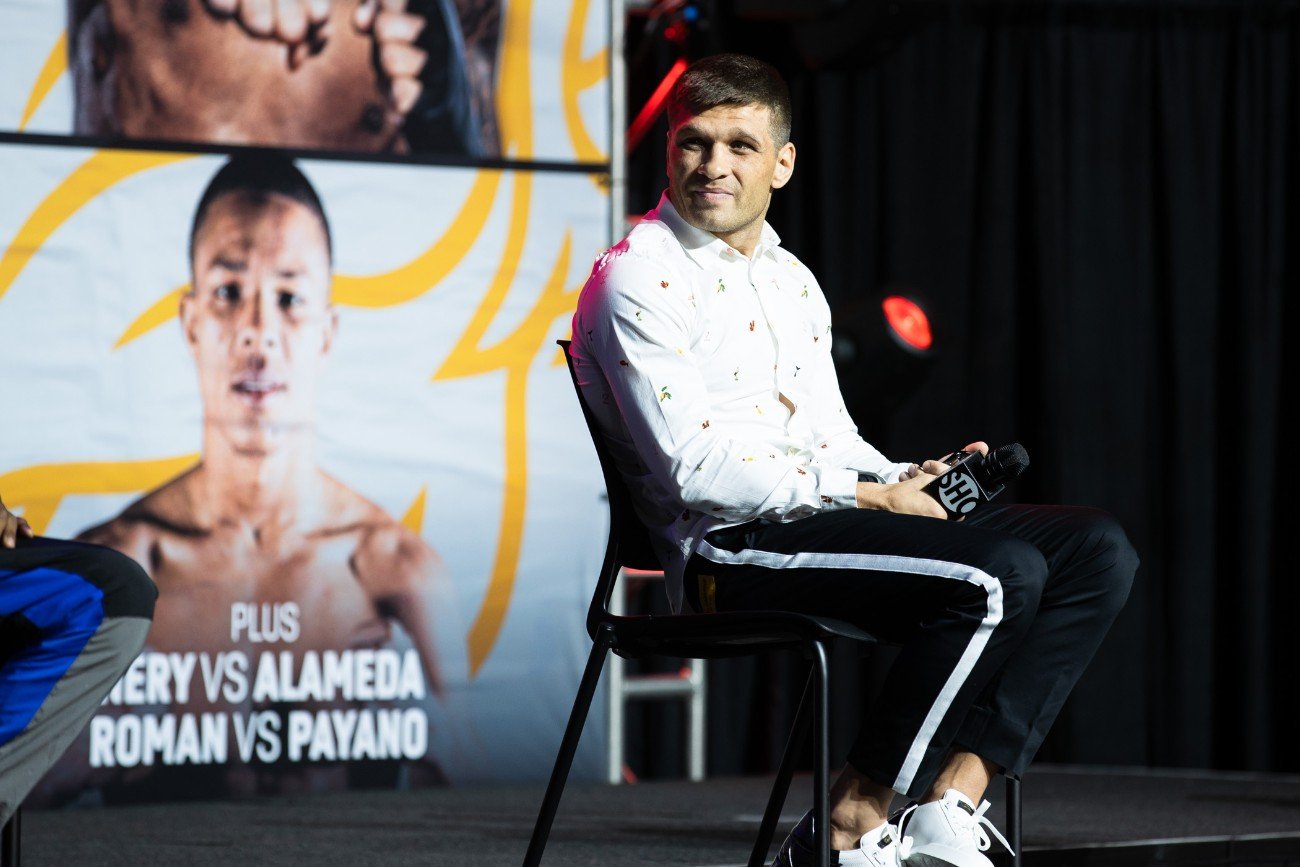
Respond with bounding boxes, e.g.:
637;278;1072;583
0;0;610;162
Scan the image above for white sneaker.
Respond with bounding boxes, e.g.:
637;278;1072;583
771;811;909;866
898;789;1013;867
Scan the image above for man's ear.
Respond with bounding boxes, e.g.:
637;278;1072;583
178;288;198;347
772;141;796;190
321;305;339;356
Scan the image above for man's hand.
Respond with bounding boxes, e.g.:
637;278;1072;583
1;495;34;549
856;441;990;519
354;0;428;116
856;474;947;520
899;441;990;481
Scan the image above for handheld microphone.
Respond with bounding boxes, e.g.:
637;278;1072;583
925;443;1030;518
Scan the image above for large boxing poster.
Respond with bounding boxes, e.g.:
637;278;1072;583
0;0;614;806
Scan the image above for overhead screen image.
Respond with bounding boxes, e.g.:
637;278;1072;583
1;0;609;164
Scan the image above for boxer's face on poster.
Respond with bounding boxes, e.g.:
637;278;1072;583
183;191;335;455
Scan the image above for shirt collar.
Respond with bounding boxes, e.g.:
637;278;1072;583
650;192;782;266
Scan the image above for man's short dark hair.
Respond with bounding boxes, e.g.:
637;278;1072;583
666;53;792;145
189;152;332;265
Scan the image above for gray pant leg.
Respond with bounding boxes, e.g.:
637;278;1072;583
0;616;150;824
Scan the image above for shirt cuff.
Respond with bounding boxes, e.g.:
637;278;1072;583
822;467;861;509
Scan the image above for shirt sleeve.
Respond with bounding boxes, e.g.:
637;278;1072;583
578;249;861;523
799;277;913;483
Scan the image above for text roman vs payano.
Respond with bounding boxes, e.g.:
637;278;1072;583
88;603;431;768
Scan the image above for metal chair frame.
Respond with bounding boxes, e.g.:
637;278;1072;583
1;808;20;867
525;340;1021;867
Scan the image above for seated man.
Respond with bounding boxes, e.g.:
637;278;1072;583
0;493;156;824
570;53;1138;867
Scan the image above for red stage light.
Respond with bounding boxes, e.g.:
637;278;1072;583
881;295;932;352
627;57;690;153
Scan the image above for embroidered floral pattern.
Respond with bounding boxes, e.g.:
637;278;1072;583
659;386;672;401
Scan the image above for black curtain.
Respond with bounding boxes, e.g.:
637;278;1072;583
623;1;1300;777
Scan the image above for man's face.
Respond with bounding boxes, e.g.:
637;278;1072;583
666;102;795;248
182;190;335;456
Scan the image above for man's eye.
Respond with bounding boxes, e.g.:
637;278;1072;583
278;291;303;311
214;283;240;302
732;141;756;152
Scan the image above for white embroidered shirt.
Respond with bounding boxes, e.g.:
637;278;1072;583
572;194;909;612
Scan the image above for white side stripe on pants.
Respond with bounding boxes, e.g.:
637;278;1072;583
695;540;1004;795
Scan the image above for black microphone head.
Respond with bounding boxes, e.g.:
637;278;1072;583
982;443;1030;484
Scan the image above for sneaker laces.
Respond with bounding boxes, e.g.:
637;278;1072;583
954;799;1014;854
896;833;914;862
898;798;1014;856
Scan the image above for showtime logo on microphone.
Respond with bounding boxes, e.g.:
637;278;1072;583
937;468;981;515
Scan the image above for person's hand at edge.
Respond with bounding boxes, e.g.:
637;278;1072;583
1;494;34;549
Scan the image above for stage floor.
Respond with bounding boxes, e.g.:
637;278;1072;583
18;764;1300;865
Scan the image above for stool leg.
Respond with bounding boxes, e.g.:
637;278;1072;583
525;627;615;866
1005;776;1021;867
810;641;830;867
1;807;20;867
748;672;814;867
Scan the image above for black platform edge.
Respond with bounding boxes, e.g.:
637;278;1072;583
1021;832;1300;866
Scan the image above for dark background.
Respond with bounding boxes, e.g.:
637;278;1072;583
620;0;1300;780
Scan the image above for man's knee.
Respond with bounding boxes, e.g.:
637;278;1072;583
77;544;157;621
954;538;1046;635
990;539;1048;628
1064;507;1138;614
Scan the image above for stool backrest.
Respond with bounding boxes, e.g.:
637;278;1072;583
558;341;664;634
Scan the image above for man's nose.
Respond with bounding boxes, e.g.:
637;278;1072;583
238;291;280;350
697;144;729;177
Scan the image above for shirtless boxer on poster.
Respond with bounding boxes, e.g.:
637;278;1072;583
68;0;501;155
76;154;454;794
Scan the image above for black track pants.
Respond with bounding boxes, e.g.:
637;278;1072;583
683;504;1137;800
